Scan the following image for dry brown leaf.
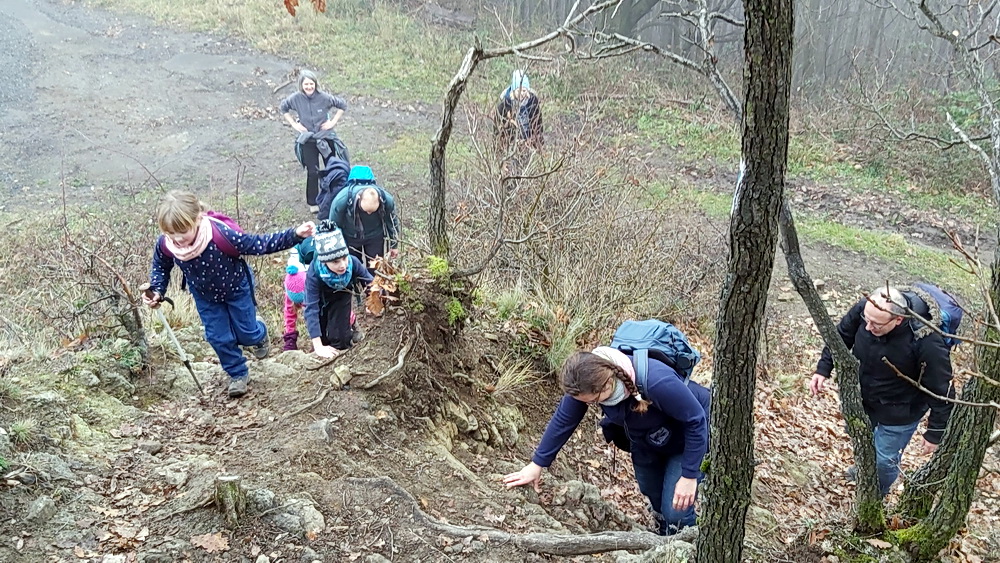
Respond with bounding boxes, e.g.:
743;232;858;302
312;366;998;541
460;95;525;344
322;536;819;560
284;0;299;16
190;532;229;553
866;538;892;549
366;291;385;316
312;0;327;13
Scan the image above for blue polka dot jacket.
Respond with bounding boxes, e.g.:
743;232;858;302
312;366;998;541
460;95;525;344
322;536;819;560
149;223;303;303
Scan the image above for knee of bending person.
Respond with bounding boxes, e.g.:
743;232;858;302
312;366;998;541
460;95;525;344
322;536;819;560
204;327;237;348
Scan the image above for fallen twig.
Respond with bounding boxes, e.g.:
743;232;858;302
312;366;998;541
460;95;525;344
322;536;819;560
284;386;333;419
152;492;213;522
305;347;353;371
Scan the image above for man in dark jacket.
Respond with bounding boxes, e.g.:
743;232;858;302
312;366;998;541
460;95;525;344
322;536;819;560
328;165;400;266
810;286;954;496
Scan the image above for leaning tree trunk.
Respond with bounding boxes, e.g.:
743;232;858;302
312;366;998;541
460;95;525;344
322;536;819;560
778;199;885;532
429;42;484;257
897;391;962;519
696;0;793;560
897;249;1000;561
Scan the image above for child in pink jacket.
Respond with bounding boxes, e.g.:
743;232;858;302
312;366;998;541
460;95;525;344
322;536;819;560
282;250;308;351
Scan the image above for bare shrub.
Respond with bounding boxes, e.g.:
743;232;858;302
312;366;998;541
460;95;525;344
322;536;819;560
449;104;727;369
0;192;158;358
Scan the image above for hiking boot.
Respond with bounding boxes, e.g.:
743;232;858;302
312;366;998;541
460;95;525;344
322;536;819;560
228;376;249;398
351;328;365;344
845;466;857;482
252;314;270;359
282;330;299;352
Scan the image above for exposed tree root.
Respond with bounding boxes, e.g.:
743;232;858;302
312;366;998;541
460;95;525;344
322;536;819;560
344;476;697;556
362;325;418;389
284;386;332;418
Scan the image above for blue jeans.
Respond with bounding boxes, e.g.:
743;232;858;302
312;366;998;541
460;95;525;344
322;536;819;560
192;282;265;380
874;420;920;496
632;453;699;535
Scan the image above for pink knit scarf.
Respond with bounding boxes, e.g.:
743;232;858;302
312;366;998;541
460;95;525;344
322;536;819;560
163;216;213;262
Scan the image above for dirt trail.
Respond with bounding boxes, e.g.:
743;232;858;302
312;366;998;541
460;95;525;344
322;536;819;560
0;0;434;213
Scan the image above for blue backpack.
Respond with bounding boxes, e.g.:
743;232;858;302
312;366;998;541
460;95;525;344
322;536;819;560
599;319;702;453
610;319;702;391
911;282;963;348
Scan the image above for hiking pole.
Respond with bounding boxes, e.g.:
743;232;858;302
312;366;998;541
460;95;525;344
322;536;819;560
139;283;204;395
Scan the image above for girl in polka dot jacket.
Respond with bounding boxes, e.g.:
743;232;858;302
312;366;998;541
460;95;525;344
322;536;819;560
143;190;316;397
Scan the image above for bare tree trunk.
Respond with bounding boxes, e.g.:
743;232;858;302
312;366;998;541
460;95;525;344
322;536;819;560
778;199;885;532
895;245;1000;559
696;0;793;559
429;43;484;257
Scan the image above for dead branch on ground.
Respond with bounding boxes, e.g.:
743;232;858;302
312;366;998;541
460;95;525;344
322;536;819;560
343;475;697;556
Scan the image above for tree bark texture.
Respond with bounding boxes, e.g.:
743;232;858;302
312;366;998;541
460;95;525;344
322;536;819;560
899;249;1000;561
214;475;246;529
778;200;885;531
696;0;793;560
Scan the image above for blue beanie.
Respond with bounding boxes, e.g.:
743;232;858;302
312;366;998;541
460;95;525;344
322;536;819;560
348;165;375;182
511;70;530;91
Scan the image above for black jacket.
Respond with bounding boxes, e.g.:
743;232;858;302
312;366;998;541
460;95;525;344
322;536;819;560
494;89;543;146
816;296;954;443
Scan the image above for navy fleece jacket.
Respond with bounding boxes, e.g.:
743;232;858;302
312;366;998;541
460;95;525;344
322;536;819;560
302;255;373;338
150;223;301;303
532;357;710;478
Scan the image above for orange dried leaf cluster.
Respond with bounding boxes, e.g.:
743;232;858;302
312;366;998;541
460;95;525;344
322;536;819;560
365;258;405;317
284;0;325;16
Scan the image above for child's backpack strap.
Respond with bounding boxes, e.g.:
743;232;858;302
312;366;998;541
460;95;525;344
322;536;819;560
207;217;240;259
158;235;174;259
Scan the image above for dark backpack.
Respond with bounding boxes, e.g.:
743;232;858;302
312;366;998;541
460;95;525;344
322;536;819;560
600;320;702;452
907;282;963;348
159;211;244;259
316;157;352;221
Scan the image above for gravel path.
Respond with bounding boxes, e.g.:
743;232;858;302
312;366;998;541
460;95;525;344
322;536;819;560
0;0;434;213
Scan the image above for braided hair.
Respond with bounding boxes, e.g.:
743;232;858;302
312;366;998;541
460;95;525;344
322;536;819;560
560;351;652;413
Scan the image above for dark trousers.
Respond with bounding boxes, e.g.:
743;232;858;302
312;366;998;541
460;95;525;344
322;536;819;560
632;451;701;535
347;236;385;269
299;141;321;206
319;290;354;350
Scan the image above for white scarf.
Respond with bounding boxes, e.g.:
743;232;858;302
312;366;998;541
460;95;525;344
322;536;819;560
591;346;642;401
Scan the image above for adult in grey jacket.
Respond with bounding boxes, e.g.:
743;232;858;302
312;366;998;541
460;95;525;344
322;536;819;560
810;285;954;496
279;70;348;211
